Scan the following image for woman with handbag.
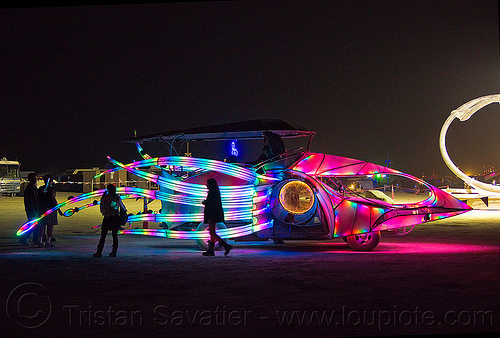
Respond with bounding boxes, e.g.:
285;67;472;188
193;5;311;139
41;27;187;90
93;184;127;257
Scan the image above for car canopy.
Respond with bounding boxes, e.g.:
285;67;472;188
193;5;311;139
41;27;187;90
122;119;315;143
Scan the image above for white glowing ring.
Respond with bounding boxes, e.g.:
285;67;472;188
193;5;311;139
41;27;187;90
439;94;500;193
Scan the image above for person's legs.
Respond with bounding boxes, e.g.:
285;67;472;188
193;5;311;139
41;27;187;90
32;223;39;245
38;222;47;248
111;228;118;247
18;227;34;244
45;224;54;247
203;222;232;256
202;241;215;256
208;222;222;242
209;222;233;256
202;222;217;256
93;222;108;257
109;219;119;257
19;213;36;244
219;238;233;256
98;226;108;247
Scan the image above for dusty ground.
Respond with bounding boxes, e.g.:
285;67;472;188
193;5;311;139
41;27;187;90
0;192;499;337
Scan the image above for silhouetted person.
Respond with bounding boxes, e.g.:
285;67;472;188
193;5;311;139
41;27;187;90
247;145;271;165
38;174;62;248
19;172;39;245
93;184;127;257
202;178;232;256
263;131;285;158
248;131;286;165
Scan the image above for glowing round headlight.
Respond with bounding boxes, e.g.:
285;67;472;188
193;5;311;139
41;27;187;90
279;180;315;214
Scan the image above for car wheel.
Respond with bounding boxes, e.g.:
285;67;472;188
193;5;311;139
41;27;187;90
194;222;227;251
346;231;381;251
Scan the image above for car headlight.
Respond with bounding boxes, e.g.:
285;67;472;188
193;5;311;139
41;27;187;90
279;180;315;215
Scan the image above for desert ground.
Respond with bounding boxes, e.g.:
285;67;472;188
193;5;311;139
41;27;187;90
0;192;499;337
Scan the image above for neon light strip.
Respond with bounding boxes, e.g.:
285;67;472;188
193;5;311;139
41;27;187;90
18;189;142;234
109;156;257;183
18;182;264;236
17;189;110;235
18;193;267;236
136;143;152;160
120;229;167;237
62;200;99;217
98;147;279;184
120;220;274;239
109;157;256;198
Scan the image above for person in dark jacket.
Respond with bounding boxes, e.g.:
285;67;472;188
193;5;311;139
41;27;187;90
202;178;232;256
19;172;39;245
93;184;127;257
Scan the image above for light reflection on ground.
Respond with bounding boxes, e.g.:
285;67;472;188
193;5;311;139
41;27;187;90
235;241;500;255
3;240;499;257
333;242;499;254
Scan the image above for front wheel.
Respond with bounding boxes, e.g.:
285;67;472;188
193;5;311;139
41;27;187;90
194;222;227;251
346;231;381;251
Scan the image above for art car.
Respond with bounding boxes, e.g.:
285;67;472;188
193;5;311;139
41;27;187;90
17;120;471;251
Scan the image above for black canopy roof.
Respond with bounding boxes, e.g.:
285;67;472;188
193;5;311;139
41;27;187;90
122;119;315;143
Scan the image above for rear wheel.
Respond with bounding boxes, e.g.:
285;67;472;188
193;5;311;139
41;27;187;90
194;222;227;251
346;231;381;251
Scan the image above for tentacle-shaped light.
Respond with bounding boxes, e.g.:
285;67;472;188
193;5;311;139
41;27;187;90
108;157;256;198
17;189;147;235
17;189;109;235
108;156;258;184
120;220;274;239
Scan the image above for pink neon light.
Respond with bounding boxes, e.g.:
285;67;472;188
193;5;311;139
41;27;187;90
293;152;399;176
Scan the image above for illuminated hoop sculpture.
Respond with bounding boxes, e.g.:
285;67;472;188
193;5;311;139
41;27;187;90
439;94;500;193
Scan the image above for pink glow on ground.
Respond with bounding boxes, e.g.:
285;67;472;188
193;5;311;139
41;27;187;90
318;242;499;254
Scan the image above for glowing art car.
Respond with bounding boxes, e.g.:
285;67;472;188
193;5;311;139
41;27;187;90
17;120;471;251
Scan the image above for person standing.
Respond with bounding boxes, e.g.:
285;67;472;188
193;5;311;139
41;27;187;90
19;172;40;245
38;174;62;248
93;184;127;257
202;178;232;256
263;131;286;158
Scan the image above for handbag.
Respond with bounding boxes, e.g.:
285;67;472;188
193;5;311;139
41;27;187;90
119;207;128;226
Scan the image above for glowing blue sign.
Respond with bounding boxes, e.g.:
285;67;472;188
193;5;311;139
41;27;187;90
230;141;239;157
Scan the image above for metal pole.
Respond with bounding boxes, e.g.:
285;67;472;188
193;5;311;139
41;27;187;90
143;165;150;229
143;197;148;229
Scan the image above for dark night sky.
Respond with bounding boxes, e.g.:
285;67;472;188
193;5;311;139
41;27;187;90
1;1;499;177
